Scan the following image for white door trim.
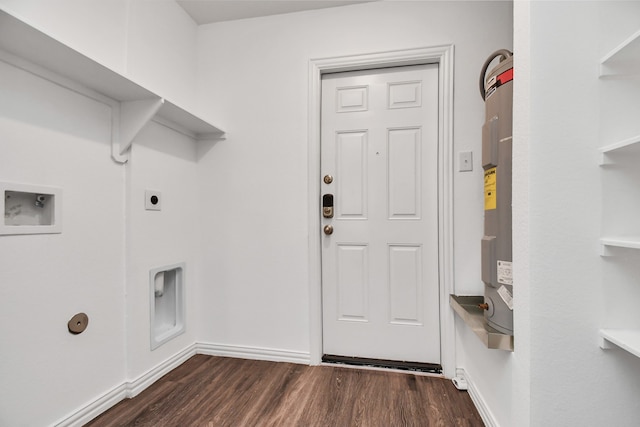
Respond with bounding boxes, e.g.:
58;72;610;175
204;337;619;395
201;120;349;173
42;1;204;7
307;45;455;378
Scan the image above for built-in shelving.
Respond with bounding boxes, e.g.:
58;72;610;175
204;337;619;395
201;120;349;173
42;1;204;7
598;29;640;164
598;25;640;358
599;329;640;358
0;9;224;162
600;28;640;76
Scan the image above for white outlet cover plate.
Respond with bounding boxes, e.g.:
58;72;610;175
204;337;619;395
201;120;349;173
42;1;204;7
459;151;473;172
145;190;161;211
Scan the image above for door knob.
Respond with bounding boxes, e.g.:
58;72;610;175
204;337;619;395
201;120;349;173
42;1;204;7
323;225;334;235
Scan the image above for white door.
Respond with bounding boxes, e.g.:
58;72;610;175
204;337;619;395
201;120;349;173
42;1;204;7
321;64;440;364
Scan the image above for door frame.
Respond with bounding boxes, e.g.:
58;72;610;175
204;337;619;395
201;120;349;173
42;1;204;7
307;45;455;378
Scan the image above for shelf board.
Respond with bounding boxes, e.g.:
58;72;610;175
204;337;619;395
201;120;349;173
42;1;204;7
600;237;640;249
600;329;640;358
600;29;640;76
600;237;640;256
0;9;224;146
599;134;640;165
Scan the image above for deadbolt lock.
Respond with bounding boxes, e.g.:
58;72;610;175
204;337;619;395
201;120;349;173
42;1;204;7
323;175;333;184
322;194;334;218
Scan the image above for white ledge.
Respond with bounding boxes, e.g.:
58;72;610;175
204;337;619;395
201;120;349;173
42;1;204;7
600;29;640;76
600;237;640;256
599;134;640;165
600;329;640;358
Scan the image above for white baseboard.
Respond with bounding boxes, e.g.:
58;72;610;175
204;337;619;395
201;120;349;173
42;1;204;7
127;344;198;398
457;368;499;427
196;342;311;364
54;344;197;427
53;342;310;426
53;383;129;427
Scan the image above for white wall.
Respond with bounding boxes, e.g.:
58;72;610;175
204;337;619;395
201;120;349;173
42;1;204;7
195;0;513;363
0;60;126;427
0;0;200;110
127;0;199;109
0;1;205;425
511;0;531;424
521;1;640;426
0;0;130;73
125;123;201;380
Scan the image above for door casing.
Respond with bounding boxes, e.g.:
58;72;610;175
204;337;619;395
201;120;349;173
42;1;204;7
307;45;455;378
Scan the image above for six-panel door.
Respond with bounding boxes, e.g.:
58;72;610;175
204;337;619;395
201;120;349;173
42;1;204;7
321;64;441;364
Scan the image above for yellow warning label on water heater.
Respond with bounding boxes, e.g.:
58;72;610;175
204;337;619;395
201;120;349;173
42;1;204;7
484;167;497;210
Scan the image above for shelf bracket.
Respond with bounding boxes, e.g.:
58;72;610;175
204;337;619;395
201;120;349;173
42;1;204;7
599;334;614;350
119;98;164;155
599;151;608;166
111;98;164;163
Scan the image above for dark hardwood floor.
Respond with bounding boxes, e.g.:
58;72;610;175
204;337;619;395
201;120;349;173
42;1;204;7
85;355;484;426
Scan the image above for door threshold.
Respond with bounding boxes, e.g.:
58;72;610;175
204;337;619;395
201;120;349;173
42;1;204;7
322;354;442;375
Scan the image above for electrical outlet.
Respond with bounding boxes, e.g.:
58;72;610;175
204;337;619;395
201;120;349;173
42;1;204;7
145;190;161;211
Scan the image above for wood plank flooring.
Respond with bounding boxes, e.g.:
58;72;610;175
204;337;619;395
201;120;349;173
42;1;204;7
85;355;484;426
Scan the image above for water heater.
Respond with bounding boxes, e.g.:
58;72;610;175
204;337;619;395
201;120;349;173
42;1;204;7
480;50;514;335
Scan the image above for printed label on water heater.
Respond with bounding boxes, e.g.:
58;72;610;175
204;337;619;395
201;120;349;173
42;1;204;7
497;285;514;311
484;167;497;210
497;260;512;285
485;75;497;91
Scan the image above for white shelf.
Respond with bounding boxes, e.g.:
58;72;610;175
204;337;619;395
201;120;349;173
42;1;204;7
598;22;640;358
0;9;224;161
600;237;640;256
599;134;640;165
600;237;640;249
600;29;640;76
600;329;640;358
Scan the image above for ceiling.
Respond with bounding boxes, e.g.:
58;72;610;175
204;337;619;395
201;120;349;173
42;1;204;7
176;1;375;25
